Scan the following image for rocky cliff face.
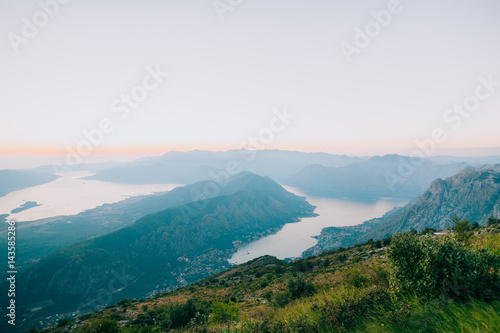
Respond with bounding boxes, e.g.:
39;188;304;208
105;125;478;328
304;167;500;256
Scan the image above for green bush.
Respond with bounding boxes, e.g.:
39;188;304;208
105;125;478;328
487;217;500;228
420;227;437;235
344;269;369;288
389;232;500;301
288;276;315;300
118;298;132;309
56;318;71;327
132;313;155;326
169;299;203;328
273;291;290;307
312;287;392;332
81;318;120;333
337;254;348;263
263;290;273;302
210;300;240;323
449;216;474;244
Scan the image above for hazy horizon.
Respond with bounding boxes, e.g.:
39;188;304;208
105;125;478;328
3;146;500;170
2;0;500;165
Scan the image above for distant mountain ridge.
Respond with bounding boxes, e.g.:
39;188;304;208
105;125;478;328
285;154;469;199
83;149;360;184
0;170;58;197
2;171;315;270
12;173;316;324
304;166;500;256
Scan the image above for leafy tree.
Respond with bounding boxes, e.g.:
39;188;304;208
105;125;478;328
470;221;481;230
420;227;437;235
389;232;500;301
449;216;474;244
118;298;132;310
372;240;383;249
487;217;500;228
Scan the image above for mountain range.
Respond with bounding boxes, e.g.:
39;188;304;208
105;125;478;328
82;149;360;184
285;155;469;199
0;170;58;197
304;166;500;256
11;173;316;326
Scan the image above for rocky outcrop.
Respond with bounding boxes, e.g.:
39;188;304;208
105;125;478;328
304;166;500;256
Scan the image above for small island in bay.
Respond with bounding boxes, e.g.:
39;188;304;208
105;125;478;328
10;201;41;214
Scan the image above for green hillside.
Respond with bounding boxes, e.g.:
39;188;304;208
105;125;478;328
31;218;500;333
9;173;316;329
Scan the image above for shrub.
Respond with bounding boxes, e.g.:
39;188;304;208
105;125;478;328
288;276;315;300
337;254;348;263
210;300;240;323
320;257;331;267
273;291;290;307
56;318;70;327
118;298;132;309
294;260;314;273
389;232;500;301
312;287;391;331
420;227;437;235
132;313;155;326
169;299;203;328
449;216;474;244
263;290;273;302
344;269;368;288
487;217;500;228
82;318;120;333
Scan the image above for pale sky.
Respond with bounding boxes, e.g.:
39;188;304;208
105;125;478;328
1;0;500;165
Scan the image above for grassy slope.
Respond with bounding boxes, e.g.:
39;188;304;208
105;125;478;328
37;228;500;333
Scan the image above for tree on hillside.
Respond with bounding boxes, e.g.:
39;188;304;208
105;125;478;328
449;216;474;244
389;232;500;301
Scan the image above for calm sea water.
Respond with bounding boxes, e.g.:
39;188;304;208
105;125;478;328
0;171;180;222
229;186;407;264
1;175;407;262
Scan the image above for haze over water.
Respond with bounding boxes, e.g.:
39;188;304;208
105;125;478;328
0;171;180;222
229;186;407;264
